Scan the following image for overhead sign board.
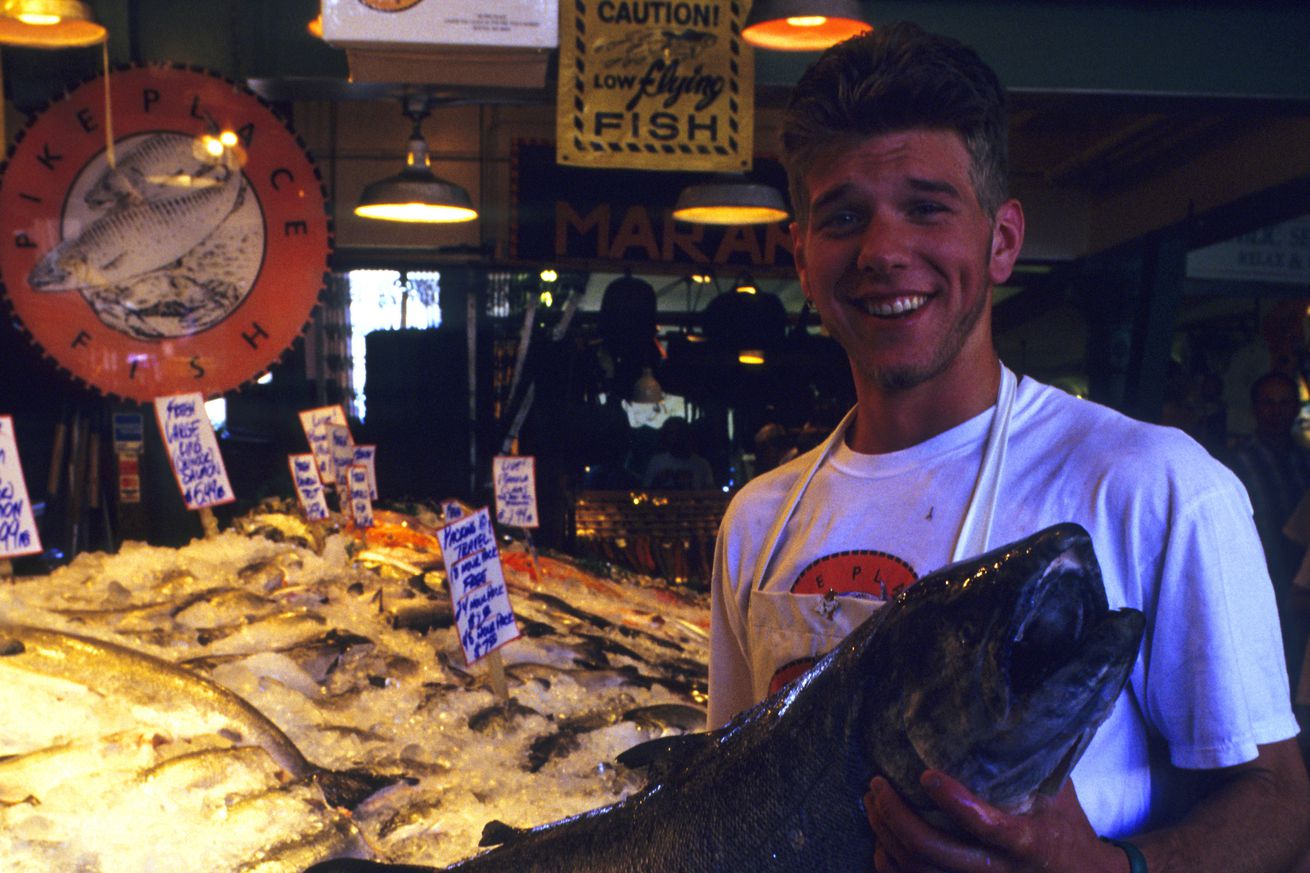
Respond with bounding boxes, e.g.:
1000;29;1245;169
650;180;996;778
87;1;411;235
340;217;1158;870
556;0;753;171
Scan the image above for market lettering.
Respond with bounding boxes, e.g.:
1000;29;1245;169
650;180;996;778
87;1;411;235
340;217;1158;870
71;330;91;348
76;107;97;133
35;143;63;172
270;168;294;190
554;201;792;265
14;231;36;248
625;59;724;112
236;122;254;149
19;193;41;204
285;220;309;236
143;88;161;113
189;356;205;378
242;322;269;349
594;111;718;141
596;0;717;26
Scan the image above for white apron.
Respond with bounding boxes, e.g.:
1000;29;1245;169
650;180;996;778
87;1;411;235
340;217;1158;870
742;366;1018;699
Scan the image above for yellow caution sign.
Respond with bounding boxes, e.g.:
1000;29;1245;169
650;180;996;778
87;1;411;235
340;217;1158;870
556;0;753;171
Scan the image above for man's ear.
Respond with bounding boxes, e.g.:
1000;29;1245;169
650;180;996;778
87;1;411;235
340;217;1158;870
790;220;811;301
987;199;1025;286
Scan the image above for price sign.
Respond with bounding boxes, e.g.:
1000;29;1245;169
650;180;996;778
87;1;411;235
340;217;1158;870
353;444;378;499
297;404;348;485
348;464;374;529
329;424;355;493
437;507;521;663
0;416;42;559
288;453;329;521
493;455;539;528
153;393;234;510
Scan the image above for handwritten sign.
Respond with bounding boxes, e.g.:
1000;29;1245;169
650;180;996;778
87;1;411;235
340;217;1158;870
0;416;42;559
442;500;465;522
493;455;539;528
288;453;330;521
348;464;374;529
153;393;235;510
297;405;348;485
329;424;355;493
437;507;521;663
353;444;378;499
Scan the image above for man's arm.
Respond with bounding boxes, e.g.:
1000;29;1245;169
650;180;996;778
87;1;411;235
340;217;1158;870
864;739;1310;873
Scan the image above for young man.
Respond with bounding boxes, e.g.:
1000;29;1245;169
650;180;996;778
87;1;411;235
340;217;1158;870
709;21;1309;873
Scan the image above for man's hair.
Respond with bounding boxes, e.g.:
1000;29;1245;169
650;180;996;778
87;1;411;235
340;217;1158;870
781;21;1010;225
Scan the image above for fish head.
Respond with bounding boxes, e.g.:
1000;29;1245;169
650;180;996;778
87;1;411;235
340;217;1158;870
857;523;1144;814
27;244;89;292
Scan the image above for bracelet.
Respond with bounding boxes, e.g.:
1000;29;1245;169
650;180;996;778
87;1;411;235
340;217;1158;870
1100;837;1148;873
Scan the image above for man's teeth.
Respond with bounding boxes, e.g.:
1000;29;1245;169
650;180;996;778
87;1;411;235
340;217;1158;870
861;295;927;317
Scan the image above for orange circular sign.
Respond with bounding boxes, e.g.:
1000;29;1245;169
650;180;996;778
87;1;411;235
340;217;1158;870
0;65;331;402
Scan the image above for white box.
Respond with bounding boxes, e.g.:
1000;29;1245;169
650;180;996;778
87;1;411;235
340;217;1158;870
322;0;558;50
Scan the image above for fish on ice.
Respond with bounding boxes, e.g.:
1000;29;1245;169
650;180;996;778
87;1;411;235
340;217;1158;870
306;523;1144;872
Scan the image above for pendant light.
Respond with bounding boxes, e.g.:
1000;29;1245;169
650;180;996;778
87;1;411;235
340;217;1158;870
741;0;871;51
0;0;106;47
355;99;477;224
672;176;789;226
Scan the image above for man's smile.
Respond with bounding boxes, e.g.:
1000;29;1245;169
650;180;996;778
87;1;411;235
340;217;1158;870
851;294;929;318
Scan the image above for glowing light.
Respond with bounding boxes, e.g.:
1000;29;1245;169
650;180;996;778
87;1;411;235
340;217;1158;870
785;15;827;26
202;136;224;158
16;12;58;24
539;290;554;307
540;268;558;283
219;130;238;147
354;202;478;223
739;350;766;365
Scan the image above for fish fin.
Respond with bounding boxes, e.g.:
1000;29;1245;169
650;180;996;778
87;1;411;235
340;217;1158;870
615;733;715;780
479;819;526;847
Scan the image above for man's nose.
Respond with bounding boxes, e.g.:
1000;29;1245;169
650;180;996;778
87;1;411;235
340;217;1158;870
855;214;910;275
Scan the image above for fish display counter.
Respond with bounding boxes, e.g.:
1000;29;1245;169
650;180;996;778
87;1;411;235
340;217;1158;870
0;504;711;872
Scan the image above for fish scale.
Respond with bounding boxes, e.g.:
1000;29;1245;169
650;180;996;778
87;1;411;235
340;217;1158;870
307;524;1144;872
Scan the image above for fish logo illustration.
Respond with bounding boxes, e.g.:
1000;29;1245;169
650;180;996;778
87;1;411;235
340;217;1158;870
0;65;331;402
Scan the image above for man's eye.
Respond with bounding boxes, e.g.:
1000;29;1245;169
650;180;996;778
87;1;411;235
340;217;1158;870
817;211;862;232
908;201;948;219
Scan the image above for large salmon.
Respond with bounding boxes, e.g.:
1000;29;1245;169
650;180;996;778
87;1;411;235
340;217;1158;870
308;523;1144;872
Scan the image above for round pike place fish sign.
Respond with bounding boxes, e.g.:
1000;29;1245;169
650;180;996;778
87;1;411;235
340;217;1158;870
0;65;331;402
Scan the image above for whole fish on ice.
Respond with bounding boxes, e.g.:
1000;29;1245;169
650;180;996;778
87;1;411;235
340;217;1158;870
0;624;393;809
308;523;1144;872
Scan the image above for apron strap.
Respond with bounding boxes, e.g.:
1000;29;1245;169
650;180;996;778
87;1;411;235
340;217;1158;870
951;365;1018;562
753;405;858;592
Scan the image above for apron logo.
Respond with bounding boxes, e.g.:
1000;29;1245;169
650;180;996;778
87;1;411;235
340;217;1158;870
790;549;916;598
768;549;918;695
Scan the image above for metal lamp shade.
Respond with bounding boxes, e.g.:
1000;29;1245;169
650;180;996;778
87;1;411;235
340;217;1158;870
672;180;789;226
0;0;106;47
742;0;871;51
355;168;478;223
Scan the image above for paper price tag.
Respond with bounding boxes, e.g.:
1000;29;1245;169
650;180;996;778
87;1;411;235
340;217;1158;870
297;405;348;486
0;416;42;559
153;393;235;511
348;464;374;529
288;453;329;521
493;455;539;528
330;424;355;493
437;507;520;663
353;445;378;499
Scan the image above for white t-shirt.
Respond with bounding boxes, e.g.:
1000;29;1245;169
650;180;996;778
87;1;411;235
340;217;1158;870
710;374;1297;838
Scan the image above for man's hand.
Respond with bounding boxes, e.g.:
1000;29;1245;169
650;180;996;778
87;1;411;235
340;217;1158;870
863;770;1126;873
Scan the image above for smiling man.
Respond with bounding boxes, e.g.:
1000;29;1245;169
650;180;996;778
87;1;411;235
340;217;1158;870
709;21;1309;873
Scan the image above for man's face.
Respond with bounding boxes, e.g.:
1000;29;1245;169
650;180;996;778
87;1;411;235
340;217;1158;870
791;128;1023;393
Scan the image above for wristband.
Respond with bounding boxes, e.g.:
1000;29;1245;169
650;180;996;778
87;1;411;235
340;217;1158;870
1100;836;1148;873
